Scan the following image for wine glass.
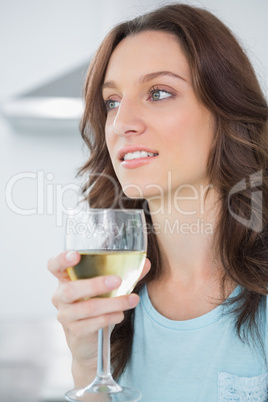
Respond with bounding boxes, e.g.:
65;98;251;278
64;207;147;402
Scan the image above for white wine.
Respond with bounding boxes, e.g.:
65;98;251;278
67;250;146;297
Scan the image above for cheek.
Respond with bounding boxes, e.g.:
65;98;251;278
105;126;122;182
105;125;115;160
157;105;214;178
165;104;214;148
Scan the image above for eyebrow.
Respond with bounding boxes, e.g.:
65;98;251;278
102;70;186;91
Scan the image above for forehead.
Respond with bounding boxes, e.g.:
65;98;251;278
104;30;191;83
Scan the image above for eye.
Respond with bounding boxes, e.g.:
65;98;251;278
104;99;120;111
148;87;172;101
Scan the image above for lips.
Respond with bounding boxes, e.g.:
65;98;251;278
118;146;159;161
117;145;159;169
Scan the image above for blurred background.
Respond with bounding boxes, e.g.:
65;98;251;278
0;0;267;401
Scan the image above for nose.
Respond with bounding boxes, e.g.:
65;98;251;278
112;98;146;137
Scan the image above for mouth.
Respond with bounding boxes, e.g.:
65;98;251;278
123;150;158;161
118;146;159;162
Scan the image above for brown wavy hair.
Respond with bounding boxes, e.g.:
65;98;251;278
79;4;268;378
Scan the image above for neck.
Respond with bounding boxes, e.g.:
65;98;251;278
147;185;222;286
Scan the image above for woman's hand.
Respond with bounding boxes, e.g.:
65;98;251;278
47;251;151;386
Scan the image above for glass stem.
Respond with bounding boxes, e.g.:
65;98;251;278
97;326;112;378
85;326;122;393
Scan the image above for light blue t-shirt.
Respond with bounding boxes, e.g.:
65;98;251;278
119;285;268;401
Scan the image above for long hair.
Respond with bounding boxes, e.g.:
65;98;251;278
79;4;268;378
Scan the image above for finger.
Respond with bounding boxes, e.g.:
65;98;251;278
139;258;151;281
56;275;122;303
67;311;125;338
58;293;139;323
47;251;81;281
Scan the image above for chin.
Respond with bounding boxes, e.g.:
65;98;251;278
122;183;163;201
122;186;145;199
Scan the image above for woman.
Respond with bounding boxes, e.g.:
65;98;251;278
48;4;268;400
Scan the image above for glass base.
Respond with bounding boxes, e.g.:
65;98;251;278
65;385;142;402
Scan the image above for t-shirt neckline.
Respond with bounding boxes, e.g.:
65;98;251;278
140;284;240;331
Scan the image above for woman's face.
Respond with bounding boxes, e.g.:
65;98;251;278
103;30;215;200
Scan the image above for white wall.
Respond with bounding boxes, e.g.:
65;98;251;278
1;0;267;319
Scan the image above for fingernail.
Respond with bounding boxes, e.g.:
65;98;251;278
129;294;139;308
105;276;121;289
66;251;77;262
